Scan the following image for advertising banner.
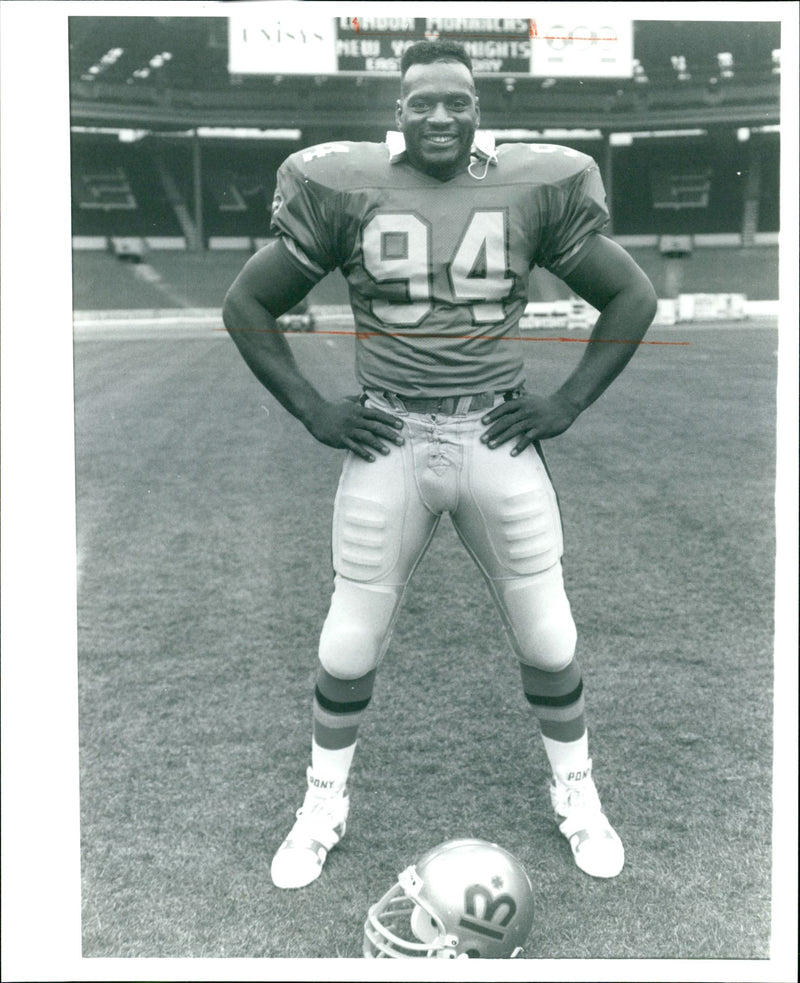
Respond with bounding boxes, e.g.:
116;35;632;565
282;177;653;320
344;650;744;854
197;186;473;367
229;14;632;77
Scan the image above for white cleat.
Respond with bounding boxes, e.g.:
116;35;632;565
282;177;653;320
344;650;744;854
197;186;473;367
270;767;349;890
549;759;624;879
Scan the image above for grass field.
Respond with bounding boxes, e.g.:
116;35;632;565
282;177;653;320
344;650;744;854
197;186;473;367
73;317;782;968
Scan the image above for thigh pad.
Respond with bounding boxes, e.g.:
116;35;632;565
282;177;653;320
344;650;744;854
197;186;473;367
331;450;437;585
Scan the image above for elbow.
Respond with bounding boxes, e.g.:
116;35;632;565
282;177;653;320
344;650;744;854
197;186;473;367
626;272;657;330
221;285;239;336
222;282;254;341
641;279;658;326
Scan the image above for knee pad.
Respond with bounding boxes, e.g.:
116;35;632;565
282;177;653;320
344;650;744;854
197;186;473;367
495;563;577;671
318;575;403;679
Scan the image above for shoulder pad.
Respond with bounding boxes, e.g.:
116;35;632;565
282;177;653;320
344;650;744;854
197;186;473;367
496;142;596;184
284;141;390;191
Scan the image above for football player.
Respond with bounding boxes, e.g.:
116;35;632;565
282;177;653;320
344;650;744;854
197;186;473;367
223;40;657;891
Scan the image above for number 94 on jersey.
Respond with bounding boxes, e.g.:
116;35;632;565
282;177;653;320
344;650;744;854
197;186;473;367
360;209;517;327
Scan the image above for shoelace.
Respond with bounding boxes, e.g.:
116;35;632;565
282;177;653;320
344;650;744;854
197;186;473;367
558;782;602;816
296;793;343;823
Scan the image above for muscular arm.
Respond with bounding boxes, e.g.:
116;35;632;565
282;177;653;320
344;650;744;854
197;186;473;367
481;234;658;455
222;239;404;461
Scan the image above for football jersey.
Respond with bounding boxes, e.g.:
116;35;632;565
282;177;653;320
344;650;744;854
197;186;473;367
270;134;609;397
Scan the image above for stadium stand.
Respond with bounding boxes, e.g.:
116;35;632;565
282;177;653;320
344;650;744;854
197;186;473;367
611;134;779;237
71;136;184;239
70;17;781;323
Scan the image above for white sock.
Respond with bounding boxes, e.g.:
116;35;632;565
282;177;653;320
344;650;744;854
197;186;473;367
541;732;590;782
310;739;356;787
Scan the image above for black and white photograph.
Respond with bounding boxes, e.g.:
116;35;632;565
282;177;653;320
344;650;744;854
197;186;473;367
1;1;797;980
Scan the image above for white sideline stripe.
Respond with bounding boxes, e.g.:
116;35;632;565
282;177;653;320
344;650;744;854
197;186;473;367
752;231;779;246
72;236;109;250
73;309;223;339
73;323;223;341
73;298;780;334
693;232;745;247
74;308;221;323
208;236;252;250
144;236;188;250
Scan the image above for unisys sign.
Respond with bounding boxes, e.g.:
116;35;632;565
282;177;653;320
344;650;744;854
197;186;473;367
228;13;337;75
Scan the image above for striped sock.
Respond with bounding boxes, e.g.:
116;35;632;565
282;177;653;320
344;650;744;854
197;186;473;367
520;659;590;777
310;666;376;786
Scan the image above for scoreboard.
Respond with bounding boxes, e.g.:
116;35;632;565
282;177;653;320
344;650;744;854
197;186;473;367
228;13;633;78
337;17;532;74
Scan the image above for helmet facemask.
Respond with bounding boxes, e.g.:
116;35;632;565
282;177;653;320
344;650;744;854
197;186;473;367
363;866;462;958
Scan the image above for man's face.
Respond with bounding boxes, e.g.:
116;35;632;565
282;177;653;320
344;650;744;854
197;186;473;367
396;60;480;180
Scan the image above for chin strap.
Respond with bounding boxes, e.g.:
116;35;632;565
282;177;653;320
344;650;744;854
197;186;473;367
468;130;498;180
468;156;492;180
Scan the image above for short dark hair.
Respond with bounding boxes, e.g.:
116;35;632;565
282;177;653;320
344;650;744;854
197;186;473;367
400;39;473;77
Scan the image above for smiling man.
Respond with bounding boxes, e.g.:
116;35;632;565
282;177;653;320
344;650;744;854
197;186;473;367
223;40;657;896
397;55;479;179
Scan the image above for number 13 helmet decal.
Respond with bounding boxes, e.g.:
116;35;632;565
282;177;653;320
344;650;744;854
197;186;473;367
363;839;535;959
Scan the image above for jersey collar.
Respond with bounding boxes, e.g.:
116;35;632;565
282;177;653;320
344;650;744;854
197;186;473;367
385;130;498;167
